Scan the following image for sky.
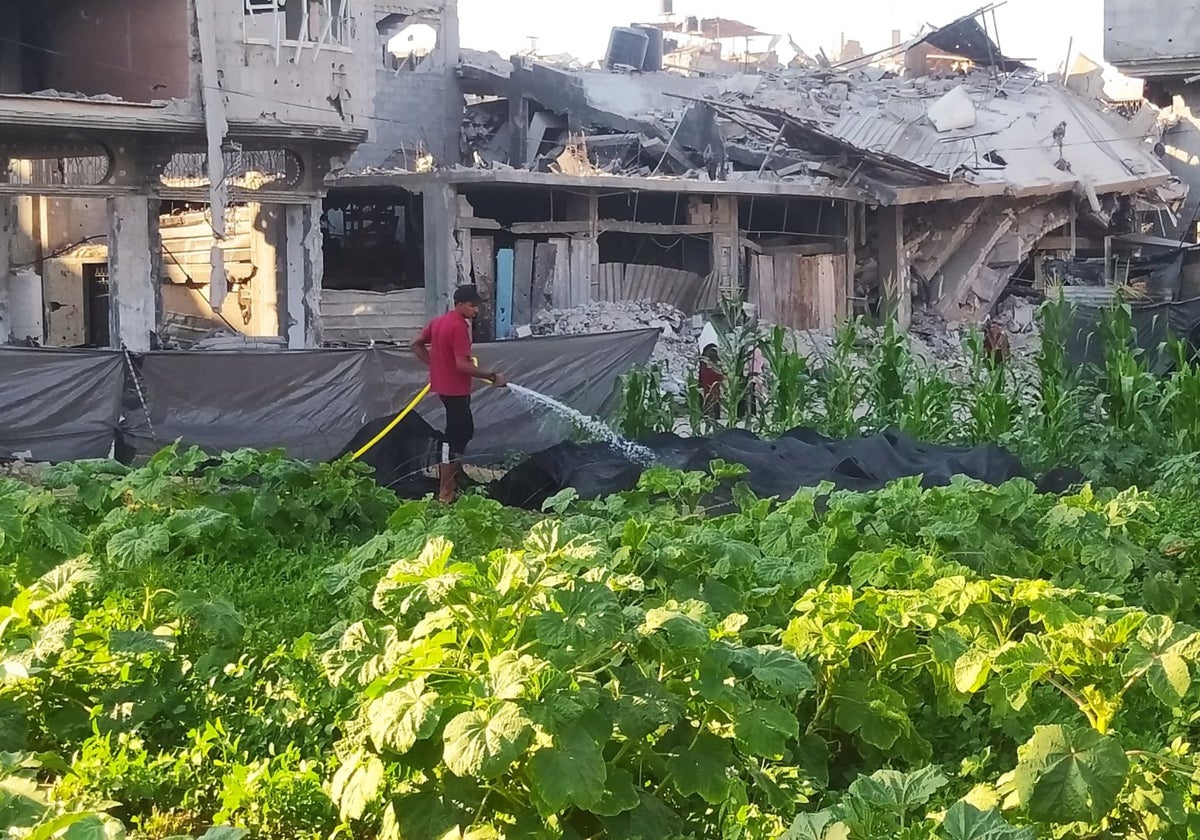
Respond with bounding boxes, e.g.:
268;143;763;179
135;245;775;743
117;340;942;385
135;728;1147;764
456;0;1107;74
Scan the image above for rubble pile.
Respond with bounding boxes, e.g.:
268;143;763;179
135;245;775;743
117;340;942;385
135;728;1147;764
533;301;699;391
533;299;1043;399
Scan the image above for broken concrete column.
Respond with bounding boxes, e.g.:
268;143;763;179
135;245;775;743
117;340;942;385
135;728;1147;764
711;195;740;297
423;184;460;316
878;204;910;329
284;202;324;348
107;196;161;351
0;200;11;344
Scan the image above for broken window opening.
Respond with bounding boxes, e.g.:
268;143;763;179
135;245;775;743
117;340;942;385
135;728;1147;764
244;0;352;50
159;149;305;193
3;152;112;187
383;21;438;72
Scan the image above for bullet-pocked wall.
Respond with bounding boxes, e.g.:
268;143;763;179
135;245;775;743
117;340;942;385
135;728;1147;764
348;0;464;171
215;0;376;136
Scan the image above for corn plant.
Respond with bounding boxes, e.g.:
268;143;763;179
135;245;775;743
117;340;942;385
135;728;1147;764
865;318;912;432
613;365;677;440
758;326;817;436
962;326;1021;445
902;363;960;443
819;318;866;437
1089;305;1164;482
683;370;716;437
1163;337;1200;452
1026;296;1085;466
713;298;758;431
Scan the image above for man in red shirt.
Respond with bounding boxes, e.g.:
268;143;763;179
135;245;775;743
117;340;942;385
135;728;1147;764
412;285;507;503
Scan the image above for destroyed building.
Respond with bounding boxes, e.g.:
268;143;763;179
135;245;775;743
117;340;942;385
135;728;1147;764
1106;0;1200;243
329;5;1179;345
0;0;378;350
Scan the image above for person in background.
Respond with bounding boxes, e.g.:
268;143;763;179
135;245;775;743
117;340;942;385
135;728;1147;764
698;343;723;419
411;285;507;503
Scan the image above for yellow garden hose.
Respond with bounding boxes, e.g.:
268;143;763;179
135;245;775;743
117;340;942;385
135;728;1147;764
350;384;430;461
350;358;486;461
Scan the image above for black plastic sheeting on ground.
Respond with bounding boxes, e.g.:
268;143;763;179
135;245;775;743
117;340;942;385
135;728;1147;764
489;427;1031;510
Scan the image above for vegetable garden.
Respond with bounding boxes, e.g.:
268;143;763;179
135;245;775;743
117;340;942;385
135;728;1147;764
6;299;1200;839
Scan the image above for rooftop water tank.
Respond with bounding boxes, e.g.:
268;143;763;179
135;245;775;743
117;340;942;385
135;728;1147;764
605;26;649;71
633;24;664;71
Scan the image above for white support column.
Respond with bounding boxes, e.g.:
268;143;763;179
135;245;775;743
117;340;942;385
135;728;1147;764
107;196;161;351
284;200;323;348
248;203;282;337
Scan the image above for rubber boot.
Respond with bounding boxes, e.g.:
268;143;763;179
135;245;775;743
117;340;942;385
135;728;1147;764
437;463;457;504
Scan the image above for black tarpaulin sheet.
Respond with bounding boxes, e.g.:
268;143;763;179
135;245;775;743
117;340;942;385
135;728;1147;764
121;350;369;461
120;330;658;462
367;330;660;464
1065;298;1200;374
491;427;1028;510
920;17;1027;71
0;348;124;461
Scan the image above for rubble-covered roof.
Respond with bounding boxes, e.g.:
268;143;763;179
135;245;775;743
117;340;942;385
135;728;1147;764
400;19;1175;210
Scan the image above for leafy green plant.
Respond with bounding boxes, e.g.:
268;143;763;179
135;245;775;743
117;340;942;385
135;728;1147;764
614;364;676;440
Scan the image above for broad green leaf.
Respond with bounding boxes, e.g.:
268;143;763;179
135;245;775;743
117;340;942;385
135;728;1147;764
641;608;709;649
530;582;624;652
833;679;910;751
848;766;948;812
1121;615;1199;706
667;732;733;804
380;794;463;840
487;651;546;701
941;801;1034;840
528;728;607;813
588;766;640;817
196;829;248;840
37;516;85;557
600;792;683;840
609;669;684;739
442;701;533;779
733;700;798;758
1014;725;1129;824
331;750;384;822
367;678;444;754
954;649;992;694
108;630;174;656
747;646;816;697
174;593;245;648
106;523;170;566
373;537;474;616
782;812;845;840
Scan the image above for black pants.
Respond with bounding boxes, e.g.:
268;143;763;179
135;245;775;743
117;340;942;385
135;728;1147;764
439;394;474;464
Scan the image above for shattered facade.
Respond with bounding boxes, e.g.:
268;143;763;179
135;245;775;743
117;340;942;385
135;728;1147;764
327;5;1175;346
0;0;378;349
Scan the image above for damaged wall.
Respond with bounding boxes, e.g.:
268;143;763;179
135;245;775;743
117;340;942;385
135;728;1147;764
211;0;375;136
350;1;463;170
0;0;190;100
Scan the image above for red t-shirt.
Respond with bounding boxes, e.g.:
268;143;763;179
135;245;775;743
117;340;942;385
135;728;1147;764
420;311;473;396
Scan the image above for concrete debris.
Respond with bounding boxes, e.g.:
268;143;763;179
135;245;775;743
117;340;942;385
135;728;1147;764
927;85;977;132
532;301;697;392
531;299;1041;400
